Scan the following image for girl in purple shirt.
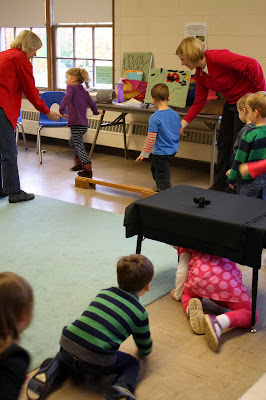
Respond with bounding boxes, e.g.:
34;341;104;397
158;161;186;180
59;68;102;177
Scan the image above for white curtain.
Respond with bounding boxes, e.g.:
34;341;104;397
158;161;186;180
53;0;112;24
0;0;46;27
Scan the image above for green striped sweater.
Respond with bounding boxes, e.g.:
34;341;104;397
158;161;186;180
60;287;152;366
228;125;266;184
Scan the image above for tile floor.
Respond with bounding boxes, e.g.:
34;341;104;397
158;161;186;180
14;141;266;400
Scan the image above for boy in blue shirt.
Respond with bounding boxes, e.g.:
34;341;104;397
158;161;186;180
136;84;181;191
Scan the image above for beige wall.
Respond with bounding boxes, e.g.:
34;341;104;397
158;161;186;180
114;0;266;81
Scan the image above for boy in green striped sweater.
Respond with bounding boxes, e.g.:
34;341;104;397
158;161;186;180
27;255;154;400
227;91;266;199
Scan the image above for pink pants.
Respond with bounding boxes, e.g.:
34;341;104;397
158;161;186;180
181;293;258;328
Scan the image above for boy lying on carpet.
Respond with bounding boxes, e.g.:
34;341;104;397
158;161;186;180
171;246;258;352
27;254;154;400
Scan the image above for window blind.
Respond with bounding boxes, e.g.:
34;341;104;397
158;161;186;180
53;0;112;24
0;0;46;27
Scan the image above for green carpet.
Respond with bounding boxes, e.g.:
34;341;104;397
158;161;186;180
0;195;176;370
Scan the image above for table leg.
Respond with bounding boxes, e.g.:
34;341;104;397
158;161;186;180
210;122;218;187
122;116;127;159
89;111;105;160
136;234;143;254
251;268;259;332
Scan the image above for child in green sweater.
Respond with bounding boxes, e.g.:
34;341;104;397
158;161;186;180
27;255;154;400
227;91;266;199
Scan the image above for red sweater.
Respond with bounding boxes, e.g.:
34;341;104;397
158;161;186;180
184;49;266;124
247;160;266;179
0;48;50;129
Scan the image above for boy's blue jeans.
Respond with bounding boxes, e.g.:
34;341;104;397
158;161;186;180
151;153;175;191
240;174;266;199
0;108;21;194
55;348;140;395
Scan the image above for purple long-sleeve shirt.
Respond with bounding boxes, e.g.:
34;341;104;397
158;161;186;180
59;84;99;126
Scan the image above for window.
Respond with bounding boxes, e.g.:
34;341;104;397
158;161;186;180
54;25;113;90
0;26;48;89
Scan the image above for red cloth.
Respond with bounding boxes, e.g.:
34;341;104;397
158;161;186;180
0;48;50;129
247;159;266;179
184;49;266;124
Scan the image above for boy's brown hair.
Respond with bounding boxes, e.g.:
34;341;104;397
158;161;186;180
246;91;266;118
237;93;253;110
151;83;169;102
117;254;154;293
176;36;206;62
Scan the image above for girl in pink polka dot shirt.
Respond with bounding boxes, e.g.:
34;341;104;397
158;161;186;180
171;246;258;352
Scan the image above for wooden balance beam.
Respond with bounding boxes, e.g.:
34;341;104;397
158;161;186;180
75;176;156;198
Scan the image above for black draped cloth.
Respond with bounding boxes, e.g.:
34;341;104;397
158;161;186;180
124;185;266;269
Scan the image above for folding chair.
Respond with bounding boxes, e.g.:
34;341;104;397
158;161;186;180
16;109;27;150
37;91;68;164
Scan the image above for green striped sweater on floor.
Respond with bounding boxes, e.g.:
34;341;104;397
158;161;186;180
60;287;152;366
228;125;266;184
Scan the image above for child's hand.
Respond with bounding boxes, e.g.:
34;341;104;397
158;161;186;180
229;183;235;190
136;155;144;162
60;113;68;119
239;163;249;177
225;169;231;176
98;111;104;116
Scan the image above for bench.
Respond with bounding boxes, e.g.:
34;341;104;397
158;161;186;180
75;176;156;198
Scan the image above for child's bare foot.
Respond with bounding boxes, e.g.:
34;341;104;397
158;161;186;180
170;288;176;298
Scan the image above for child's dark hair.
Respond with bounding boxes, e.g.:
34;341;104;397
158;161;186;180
151;83;169;102
0;272;33;354
67;67;90;89
117;254;154;293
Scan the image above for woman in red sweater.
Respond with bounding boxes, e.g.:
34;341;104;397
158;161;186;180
0;30;61;203
176;36;266;192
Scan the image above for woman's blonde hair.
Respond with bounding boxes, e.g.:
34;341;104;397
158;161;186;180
176;36;206;63
0;272;33;354
10;30;42;53
67;68;90;89
246;91;266;118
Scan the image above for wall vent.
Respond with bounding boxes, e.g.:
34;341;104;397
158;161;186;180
22;110;39;121
131;123;213;146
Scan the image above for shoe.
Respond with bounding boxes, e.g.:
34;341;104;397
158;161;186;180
9;190;35;203
204;314;222;352
0;191;8;198
26;357;69;400
78;169;93;178
71;157;83;171
208;185;224;192
225;186;237;195
105;385;137;400
71;164;83;171
152;185;160;192
188;298;205;335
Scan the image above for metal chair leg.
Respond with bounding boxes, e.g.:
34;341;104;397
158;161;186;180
21;124;28;150
37;126;43;164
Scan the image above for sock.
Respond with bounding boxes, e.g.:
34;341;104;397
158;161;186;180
216;314;230;330
83;162;92;171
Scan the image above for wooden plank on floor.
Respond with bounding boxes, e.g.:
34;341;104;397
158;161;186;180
75;176;156;198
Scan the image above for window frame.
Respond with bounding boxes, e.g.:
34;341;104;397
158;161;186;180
52;24;113;91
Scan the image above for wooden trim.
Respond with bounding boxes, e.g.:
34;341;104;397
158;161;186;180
46;0;52;90
112;0;115;89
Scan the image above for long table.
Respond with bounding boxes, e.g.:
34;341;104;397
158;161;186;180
91;102;221;186
124;185;266;331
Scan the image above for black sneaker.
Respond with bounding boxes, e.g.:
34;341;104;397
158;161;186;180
105;385;137;400
26;357;69;400
0;191;8;198
78;170;93;178
9;190;35;203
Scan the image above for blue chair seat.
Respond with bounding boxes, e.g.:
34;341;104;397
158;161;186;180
37;91;68;164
